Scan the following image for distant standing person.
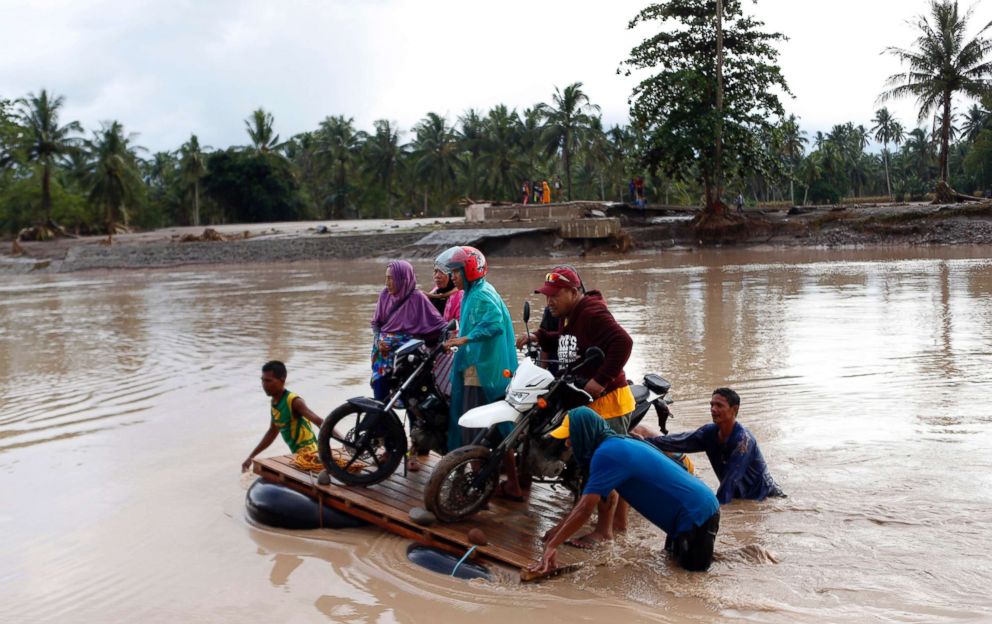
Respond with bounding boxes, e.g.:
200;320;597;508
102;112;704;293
533;180;543;204
554;176;562;201
242;360;324;472
522;181;531;204
634;176;646;207
643;388;785;504
542;179;551;204
735;193;744;214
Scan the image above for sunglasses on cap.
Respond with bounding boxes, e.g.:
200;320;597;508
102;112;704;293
545;272;574;285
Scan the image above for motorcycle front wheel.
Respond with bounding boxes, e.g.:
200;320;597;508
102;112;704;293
317;402;406;486
424;445;499;522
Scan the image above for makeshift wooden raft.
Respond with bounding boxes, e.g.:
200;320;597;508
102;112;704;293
252;454;586;580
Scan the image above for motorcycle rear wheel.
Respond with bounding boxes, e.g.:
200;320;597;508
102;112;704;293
317;402;406;486
424;445;498;522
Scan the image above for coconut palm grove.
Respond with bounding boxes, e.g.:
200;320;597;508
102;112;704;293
3;0;992;238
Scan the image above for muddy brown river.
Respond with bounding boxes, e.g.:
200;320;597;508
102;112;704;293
2;247;991;622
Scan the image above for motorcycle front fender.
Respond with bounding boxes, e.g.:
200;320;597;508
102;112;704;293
346;396;402;431
458;400;521;429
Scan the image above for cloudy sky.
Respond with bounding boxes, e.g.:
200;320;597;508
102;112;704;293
1;0;979;153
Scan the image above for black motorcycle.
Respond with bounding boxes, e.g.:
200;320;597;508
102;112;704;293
317;320;456;486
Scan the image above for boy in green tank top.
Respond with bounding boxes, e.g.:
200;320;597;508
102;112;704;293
241;360;324;472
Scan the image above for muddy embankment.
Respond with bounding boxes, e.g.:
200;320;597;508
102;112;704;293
3;202;992;274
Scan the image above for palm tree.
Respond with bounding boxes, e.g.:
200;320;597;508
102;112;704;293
410;112;460;215
871;108;905;199
15;89;82;225
179;134;207;225
477;104;523;201
362;119;403;217
86;121;144;242
316;115;361;218
606;124;635;202
903;127;935;180
880;0;992;183
960;102;989;142
244;108;284;154
797;152;822;205
538;82;600;201
584;116;612;201
778;114;807;204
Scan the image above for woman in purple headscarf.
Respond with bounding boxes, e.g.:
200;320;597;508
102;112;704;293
370;260;446;401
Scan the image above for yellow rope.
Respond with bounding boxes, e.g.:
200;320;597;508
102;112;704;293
290;446;369;474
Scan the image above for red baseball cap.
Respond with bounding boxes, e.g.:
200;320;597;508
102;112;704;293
535;267;582;296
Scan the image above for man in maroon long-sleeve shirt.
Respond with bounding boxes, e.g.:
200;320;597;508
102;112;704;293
517;267;635;547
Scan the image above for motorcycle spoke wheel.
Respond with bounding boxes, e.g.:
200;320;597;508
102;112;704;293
424;446;498;522
318;403;405;486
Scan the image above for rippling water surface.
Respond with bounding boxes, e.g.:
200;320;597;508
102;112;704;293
2;247;991;622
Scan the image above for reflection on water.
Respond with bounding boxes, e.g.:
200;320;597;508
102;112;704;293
1;247;991;622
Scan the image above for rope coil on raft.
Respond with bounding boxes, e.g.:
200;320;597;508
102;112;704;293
290;447;367;473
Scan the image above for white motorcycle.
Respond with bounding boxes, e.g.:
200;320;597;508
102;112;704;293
423;302;603;522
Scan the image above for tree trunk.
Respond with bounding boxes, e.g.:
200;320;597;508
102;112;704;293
882;146;892;199
41;162;52;223
789;166;795;205
940;93;951;182
564;138;572;201
193;180;201;226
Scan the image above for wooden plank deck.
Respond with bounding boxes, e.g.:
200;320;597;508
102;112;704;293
252;454;586;580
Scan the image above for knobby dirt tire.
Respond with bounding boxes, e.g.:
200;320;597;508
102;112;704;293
424;445;498;522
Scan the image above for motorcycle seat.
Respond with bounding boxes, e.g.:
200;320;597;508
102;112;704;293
629;383;649;404
643;374;671;396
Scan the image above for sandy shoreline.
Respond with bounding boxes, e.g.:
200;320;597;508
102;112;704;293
3;203;992;274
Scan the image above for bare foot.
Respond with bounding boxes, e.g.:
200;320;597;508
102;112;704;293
566;531;612;549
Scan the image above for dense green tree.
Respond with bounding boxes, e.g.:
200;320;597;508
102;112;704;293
0;98;20;171
15;90;82;225
623;0;790;218
881;0;992;183
538;82;599;201
203;149;305;222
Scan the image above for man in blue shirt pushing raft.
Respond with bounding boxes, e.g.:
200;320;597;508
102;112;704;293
530;407;721;574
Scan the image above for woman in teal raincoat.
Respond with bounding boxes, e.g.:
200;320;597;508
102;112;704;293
437;246;523;500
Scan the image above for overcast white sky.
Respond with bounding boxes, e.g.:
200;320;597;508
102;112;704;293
1;0;982;153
